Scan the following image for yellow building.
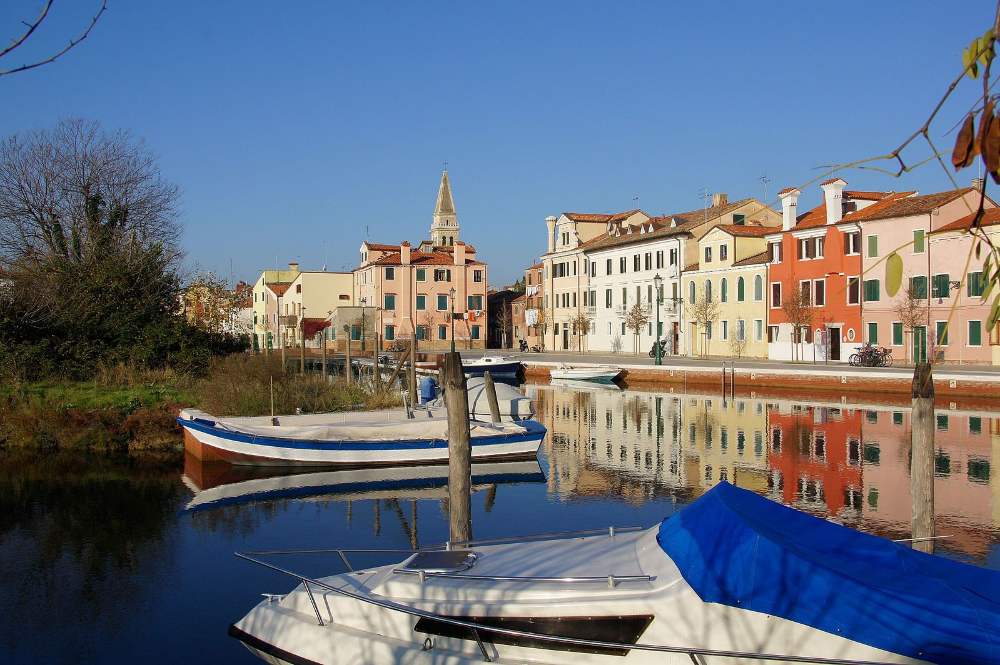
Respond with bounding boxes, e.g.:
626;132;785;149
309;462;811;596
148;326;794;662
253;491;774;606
681;224;772;358
251;262;301;351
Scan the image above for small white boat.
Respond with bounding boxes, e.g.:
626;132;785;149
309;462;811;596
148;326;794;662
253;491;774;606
422;376;534;421
549;377;623;392
177;408;545;467
549;364;622;383
230;482;1000;664
461;355;523;378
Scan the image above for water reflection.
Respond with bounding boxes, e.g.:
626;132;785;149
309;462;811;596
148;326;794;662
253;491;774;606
527;383;1000;562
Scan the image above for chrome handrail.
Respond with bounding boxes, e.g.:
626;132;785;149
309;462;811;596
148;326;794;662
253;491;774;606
234;550;899;665
391;569;655;587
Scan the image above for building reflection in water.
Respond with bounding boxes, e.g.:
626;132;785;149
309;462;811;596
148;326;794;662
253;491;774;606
527;383;1000;561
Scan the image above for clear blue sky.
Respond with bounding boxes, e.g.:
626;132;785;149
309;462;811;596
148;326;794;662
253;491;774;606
2;1;995;285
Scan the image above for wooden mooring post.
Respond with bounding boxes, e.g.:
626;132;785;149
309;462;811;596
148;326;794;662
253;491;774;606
442;352;471;544
344;326;352;385
321;330;328;380
911;363;935;553
408;340;418;407
483;370;502;424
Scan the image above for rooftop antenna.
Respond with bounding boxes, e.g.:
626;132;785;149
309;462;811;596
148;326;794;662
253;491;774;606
698;188;712;223
443;160;448;171
365;224;370;240
633;195;640;210
759;174;771;203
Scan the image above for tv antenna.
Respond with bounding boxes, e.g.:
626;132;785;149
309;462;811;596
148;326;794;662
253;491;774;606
698;188;712;223
759;174;772;203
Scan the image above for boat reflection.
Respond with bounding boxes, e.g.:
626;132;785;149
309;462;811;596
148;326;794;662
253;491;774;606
528;383;1000;561
181;453;546;513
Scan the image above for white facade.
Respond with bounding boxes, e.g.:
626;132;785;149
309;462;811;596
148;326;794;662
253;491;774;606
586;233;688;355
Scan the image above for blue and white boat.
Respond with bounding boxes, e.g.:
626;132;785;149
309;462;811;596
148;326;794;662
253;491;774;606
230;482;1000;664
461;355;523;379
177;407;545;467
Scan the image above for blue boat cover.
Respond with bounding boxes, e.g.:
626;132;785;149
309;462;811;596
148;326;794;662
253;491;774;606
657;482;1000;664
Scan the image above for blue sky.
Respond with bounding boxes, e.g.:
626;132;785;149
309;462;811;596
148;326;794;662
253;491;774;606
2;1;995;285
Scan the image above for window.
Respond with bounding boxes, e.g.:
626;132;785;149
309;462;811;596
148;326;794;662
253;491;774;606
736;319;746;341
656;251;664;269
605;289;612;308
754;275;763;301
721;278;728;303
437;294;448;311
968;271;985;297
970;320;983;346
721;320;729;340
350;324;361;340
468;295;483;310
754;319;763;341
798;237;822;259
644;253;652;270
847;277;860;305
737;276;745;302
295;284;302;293
863;279;880;302
590;261;596;277
892;322;903;345
633;254;640;271
471;325;480;340
690;282;697;304
937;414;950;431
733;213;745;225
620;257;626;273
816;236;825;258
931;273;950;299
936;320;949;346
770;282;781;308
799;280;811;305
385;267;395;280
844;232;860;255
769;242;782;263
705;280;713;302
814;279;825;306
867;235;878;257
434;268;451;282
589;290;596;307
606;258;612;275
415;268;426;282
621;287;627;306
416;294;426;310
438;325;447;340
910;275;927;299
473;270;483;283
669;248;678;265
720;244;728;261
970;417;983;435
384;294;396;310
867;322;878;344
705;246;713;263
913;229;925;253
384;324;395;341
416;325;428;341
768;325;779;342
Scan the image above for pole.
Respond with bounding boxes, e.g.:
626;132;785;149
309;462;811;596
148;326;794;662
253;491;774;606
269;375;274;417
408;338;418;406
483;370;502;424
344;325;352;385
655;291;662;366
374;333;382;391
321;329;327;380
450;294;456;354
442;352;471;544
300;318;306;374
910;363;936;553
279;297;285;371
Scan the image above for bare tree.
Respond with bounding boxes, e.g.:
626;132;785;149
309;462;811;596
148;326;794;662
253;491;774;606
689;286;720;357
781;289;814;362
624;302;649;355
493;302;512;349
182;272;249;336
569;311;593;353
729;326;748;359
533;307;546;350
893;285;925;364
1;1;108;78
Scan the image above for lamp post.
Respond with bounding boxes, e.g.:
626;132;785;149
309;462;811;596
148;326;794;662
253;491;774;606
359;296;367;354
653;274;663;366
449;287;456;353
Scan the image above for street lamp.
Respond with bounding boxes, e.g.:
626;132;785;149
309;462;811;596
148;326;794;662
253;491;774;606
448;287;456;353
653;273;663;366
359;296;367;353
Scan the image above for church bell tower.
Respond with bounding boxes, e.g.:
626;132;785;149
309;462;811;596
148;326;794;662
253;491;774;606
430;170;459;247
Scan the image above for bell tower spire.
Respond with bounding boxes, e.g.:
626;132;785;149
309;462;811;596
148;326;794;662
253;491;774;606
431;169;459;246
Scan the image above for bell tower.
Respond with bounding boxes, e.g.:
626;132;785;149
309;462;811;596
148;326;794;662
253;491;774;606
430;169;459;246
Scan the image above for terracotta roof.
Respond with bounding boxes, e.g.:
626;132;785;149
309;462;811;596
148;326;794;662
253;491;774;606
371;251;483;266
577;220;690;252
563;208;643;223
932;207;1000;234
820;177;847;186
527;262;543;270
667;198;756;227
732;250;770;267
266;282;291;297
841;188;973;223
778;187;800;195
715;224;776;238
684;262;699;272
511;293;527;303
791;191;905;230
844;190;893;201
362;241;400;251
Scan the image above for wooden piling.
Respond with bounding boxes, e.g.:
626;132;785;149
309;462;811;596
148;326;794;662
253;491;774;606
344;326;352;385
442;351;471;544
910;363;935;553
321;330;328;379
483;370;502;424
408;339;418;407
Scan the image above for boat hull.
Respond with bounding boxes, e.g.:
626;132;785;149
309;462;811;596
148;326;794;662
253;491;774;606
549;368;621;383
461;361;522;378
179;417;545;467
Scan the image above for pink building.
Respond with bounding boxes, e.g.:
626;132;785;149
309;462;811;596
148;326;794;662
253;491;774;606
352;171;489;350
858;185;996;364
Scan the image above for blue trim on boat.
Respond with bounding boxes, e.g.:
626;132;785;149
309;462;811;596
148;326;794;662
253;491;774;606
177;416;546;451
461;361;523;377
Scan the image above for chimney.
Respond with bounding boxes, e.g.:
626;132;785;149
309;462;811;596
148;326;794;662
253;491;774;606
288;261;300;272
400;241;411;265
712;193;728;207
821;178;847;225
545;216;557;253
778;188;800;231
454;241;466;266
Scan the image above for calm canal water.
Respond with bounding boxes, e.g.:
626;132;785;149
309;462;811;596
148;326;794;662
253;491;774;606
2;382;999;664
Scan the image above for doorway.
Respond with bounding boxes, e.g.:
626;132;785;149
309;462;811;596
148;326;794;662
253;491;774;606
912;326;927;364
562;327;569;350
672;322;680;356
828;327;841;361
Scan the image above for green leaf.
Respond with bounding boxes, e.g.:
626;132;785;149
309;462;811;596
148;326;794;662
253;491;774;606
982;29;996;65
885;252;903;297
984;272;997;301
976;240;983;259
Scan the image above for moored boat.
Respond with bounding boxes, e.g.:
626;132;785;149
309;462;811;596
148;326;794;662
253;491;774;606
177;408;545;467
230;482;1000;664
460;355;523;379
549;364;622;383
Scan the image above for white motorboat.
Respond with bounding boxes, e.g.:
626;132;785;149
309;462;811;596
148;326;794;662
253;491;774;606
422;376;534;421
461;355;523;379
548;378;623;392
178;407;544;467
548;364;622;383
230;482;1000;664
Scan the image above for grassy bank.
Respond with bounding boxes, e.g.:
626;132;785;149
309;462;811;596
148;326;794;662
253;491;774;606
0;355;401;453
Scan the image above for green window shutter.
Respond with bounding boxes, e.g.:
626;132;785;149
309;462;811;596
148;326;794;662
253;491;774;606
737;277;745;302
384;325;394;341
863;279;880;302
471;325;480;340
969;320;982;346
416;268;426;281
384;295;395;310
968;271;984;297
913;229;925;253
932;274;950;299
416;295;426;310
936;321;949;345
437;294;448;310
910;276;927;299
867;235;878;257
892;322;903;345
867;322;878;344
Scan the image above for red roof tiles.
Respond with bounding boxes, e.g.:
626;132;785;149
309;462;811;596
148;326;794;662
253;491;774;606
732;250;770;267
932;207;1000;234
266;282;292;297
715;224;777;238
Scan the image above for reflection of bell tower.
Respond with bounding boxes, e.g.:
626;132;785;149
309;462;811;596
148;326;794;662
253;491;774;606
430;170;459;247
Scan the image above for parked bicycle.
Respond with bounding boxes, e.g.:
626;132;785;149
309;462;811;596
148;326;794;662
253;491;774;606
849;342;893;367
648;340;668;358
